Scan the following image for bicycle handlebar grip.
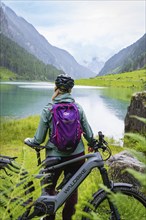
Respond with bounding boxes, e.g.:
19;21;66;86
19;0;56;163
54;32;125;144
97;131;108;151
24;138;40;149
98;131;104;142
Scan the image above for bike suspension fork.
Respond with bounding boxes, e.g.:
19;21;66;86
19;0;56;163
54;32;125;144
99;166;111;188
99;166;121;220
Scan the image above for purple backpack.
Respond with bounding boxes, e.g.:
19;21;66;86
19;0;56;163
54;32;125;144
50;103;83;152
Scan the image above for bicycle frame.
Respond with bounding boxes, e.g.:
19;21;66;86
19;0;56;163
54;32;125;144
32;152;110;216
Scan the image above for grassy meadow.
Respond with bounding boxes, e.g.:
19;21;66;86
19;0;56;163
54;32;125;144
75;69;146;89
0;67;19;81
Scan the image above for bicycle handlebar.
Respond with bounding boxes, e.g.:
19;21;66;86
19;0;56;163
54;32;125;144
24;138;45;151
24;138;45;166
24;131;111;160
92;131;108;151
92;131;111;160
98;131;108;145
0;155;17;169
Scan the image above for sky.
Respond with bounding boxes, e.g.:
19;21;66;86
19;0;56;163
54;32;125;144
2;0;146;65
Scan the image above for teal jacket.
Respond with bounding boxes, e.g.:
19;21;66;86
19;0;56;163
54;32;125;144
31;93;94;157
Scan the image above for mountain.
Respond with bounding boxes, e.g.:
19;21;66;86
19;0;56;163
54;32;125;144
0;3;96;79
0;34;63;81
82;57;104;74
99;34;146;76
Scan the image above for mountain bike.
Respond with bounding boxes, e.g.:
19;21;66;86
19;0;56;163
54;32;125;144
1;132;146;219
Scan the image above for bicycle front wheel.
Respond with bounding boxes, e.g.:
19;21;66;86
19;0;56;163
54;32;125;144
82;185;146;220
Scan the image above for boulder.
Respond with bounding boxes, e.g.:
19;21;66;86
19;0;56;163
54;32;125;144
107;150;145;186
124;91;146;136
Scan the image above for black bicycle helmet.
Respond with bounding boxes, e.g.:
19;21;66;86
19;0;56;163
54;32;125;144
55;74;74;91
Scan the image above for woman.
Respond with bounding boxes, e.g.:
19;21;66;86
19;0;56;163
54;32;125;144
25;74;95;220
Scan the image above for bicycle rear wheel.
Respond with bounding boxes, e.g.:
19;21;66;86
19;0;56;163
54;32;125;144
82;185;146;220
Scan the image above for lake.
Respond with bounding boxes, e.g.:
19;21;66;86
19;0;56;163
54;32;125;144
0;81;137;142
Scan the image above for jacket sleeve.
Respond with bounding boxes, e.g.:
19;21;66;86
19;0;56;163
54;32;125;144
32;105;52;144
77;103;94;144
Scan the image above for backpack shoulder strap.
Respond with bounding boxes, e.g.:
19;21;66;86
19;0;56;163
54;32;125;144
47;103;53;111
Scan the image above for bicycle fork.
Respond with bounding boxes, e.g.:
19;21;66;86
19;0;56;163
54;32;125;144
99;166;121;220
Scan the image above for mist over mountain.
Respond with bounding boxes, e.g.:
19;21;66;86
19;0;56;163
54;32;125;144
83;57;104;75
99;34;146;76
0;3;96;79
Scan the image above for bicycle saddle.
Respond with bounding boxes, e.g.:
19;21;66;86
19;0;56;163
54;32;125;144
41;157;61;168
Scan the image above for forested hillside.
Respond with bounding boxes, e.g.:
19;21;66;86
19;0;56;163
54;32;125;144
99;34;146;75
0;34;63;81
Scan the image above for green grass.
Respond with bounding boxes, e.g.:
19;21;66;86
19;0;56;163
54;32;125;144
0;116;41;166
0;67;19;81
75;69;146;89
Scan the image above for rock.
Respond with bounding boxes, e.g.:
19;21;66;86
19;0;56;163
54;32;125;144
107;150;145;186
124;91;146;136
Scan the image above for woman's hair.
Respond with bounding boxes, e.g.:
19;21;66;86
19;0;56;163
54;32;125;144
52;87;71;100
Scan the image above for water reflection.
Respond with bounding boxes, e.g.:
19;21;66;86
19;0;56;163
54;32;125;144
73;88;125;140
